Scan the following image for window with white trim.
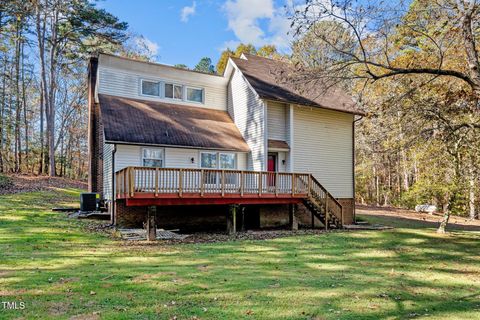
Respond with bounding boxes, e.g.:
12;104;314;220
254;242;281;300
165;83;183;100
201;152;217;184
219;153;235;169
200;152;236;184
141;80;160;96
142;148;164;167
186;87;204;103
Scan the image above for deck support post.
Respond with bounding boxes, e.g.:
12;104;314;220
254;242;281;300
239;206;245;232
289;204;298;231
227;204;237;234
146;206;157;241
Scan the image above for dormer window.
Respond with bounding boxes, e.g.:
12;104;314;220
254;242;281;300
186;87;204;103
141;80;160;96
140;78;205;104
165;83;183;100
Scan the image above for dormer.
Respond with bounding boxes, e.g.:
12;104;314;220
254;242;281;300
95;53;229;111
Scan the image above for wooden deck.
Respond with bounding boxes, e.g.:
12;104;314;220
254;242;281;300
115;166;345;227
116;167;309;205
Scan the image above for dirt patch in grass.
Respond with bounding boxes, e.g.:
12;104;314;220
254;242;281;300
0;174;86;195
116;229;335;245
357;204;480;231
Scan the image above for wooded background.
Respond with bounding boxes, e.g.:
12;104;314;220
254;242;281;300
1;0;478;221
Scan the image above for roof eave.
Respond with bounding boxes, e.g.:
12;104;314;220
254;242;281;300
260;96;365;116
104;140;250;153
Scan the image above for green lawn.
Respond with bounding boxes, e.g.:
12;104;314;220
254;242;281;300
1;189;479;320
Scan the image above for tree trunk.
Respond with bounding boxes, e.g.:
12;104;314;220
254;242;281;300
14;17;22;173
469;167;476;220
437;209;450;234
38;85;44;174
47;7;60;177
36;3;49;175
21;43;29;173
0;55;6;173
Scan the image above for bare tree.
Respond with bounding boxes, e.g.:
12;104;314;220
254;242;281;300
291;0;480;107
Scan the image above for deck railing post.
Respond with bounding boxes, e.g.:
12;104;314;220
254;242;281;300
275;173;279;196
130;167;134;197
155;167;159;197
179;169;183;197
122;170;125;197
200;169;205;197
258;172;262;196
240;171;244;196
292;174;296;196
221;170;225;197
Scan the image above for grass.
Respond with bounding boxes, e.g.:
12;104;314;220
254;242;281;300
0;189;479;319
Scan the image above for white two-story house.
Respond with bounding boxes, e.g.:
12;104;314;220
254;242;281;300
87;53;363;232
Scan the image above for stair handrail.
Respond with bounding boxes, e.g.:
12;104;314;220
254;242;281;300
309;175;344;226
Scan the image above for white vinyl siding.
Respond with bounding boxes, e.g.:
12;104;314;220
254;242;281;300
113;145;247;171
103;143;114;200
267;101;287;141
165;148;199;169
115;145;141;171
97;55;227;110
293;106;353;198
227;68;266;171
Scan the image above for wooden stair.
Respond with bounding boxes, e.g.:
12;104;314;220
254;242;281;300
301;175;344;229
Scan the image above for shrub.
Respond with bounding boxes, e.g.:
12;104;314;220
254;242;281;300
0;174;13;190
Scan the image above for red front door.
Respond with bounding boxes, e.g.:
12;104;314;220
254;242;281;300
267;154;277;187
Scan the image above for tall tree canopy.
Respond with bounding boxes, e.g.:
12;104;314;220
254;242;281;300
292;0;480;231
216;43;285;74
0;0;149;179
194;57;215;73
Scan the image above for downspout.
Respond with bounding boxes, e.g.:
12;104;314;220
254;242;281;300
111;144;117;225
353;115;363;223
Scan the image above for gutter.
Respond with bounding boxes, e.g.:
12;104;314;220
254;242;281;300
352;115;364;224
111;144;117;225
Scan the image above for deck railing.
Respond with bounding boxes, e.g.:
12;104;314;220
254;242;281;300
115;167;310;198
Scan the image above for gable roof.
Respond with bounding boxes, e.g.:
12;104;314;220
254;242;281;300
231;54;363;115
98;94;250;152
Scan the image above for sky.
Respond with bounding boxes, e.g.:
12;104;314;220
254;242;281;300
97;0;297;68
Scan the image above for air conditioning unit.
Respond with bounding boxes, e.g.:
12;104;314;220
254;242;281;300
80;193;98;212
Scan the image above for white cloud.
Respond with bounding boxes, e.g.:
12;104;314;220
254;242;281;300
219;39;241;51
181;1;197;22
134;36;160;56
222;0;297;51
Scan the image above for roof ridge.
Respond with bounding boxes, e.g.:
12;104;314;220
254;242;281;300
97;52;224;78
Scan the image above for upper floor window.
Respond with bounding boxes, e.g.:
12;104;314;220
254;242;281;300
140;78;205;104
165;83;183;100
186;87;204;103
142;148;163;167
141;80;160;97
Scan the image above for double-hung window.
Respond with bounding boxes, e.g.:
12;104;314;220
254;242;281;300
165;83;183;100
141;80;160;97
142;148;163;168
